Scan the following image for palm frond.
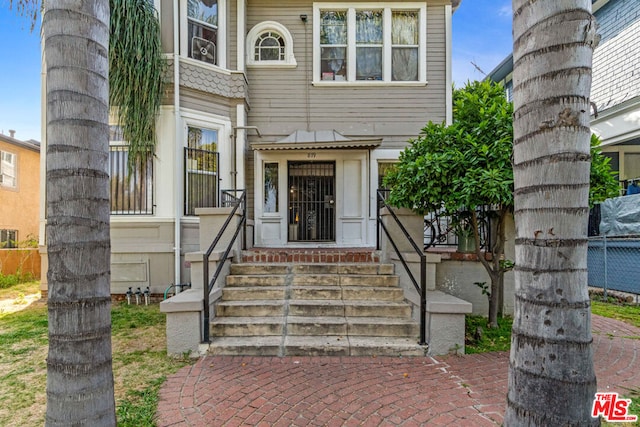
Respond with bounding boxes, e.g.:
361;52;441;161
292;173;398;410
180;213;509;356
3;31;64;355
109;0;165;169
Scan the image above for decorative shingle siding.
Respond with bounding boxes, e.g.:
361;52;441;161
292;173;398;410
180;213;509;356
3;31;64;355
591;0;640;112
179;61;249;100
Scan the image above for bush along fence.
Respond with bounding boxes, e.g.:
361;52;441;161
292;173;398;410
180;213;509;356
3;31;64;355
588;236;640;298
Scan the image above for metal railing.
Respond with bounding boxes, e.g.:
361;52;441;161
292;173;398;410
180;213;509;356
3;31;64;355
109;146;154;215
202;190;246;343
376;190;426;345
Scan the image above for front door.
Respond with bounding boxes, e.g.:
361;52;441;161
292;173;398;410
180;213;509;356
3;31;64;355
288;161;335;242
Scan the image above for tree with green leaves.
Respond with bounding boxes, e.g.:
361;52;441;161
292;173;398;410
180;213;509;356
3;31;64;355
385;80;514;328
384;80;618;329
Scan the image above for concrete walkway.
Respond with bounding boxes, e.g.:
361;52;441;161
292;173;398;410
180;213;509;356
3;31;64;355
157;315;640;426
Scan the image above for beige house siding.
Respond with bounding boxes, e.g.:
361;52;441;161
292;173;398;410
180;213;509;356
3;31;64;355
245;3;446;146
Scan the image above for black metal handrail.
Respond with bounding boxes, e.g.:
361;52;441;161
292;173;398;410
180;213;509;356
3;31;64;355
202;190;246;343
376;189;426;345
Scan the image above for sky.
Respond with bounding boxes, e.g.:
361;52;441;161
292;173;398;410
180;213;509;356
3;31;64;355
0;0;513;143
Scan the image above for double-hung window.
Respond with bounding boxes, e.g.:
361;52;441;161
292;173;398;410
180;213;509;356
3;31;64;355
314;3;426;83
187;0;218;65
185;126;220;215
0;150;16;188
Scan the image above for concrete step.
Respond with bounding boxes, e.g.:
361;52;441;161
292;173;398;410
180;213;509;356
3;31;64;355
290;274;400;288
210;316;284;336
347;317;419;337
288;300;412;318
288;286;404;301
292;264;395;275
215;300;284;317
286;316;418;337
207;336;425;357
226;275;287;287
229;264;289;275
221;286;285;301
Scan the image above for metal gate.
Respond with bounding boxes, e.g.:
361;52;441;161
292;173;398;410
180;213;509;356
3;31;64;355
288;162;335;242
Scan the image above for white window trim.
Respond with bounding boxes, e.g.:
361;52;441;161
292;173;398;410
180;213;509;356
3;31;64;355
313;2;427;85
0;150;17;189
180;0;227;69
180;109;232;190
246;21;297;68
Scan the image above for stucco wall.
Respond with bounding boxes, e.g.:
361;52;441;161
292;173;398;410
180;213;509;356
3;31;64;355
434;214;516;317
0;139;40;244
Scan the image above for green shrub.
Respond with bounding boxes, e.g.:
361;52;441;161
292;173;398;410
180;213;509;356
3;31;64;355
0;274;20;289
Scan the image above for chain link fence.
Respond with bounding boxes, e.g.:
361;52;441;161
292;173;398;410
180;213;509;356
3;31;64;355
588;236;640;297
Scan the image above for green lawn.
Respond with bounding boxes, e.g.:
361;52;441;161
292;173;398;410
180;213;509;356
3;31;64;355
0;282;191;426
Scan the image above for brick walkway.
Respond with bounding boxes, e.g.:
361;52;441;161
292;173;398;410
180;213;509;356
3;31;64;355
156;315;640;426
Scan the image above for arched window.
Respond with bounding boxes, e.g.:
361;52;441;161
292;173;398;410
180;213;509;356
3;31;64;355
255;31;285;61
247;21;296;68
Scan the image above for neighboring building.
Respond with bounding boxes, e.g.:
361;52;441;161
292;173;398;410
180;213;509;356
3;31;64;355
0;130;40;248
40;0;462;294
488;0;639;193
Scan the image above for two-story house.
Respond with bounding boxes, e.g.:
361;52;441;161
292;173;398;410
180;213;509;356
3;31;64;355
40;0;462;294
488;0;640;193
0;130;40;248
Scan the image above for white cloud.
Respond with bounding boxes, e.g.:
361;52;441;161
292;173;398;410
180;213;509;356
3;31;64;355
497;3;511;18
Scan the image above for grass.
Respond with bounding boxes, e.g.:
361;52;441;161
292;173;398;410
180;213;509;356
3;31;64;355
464;315;513;354
0;282;191;426
591;298;640;329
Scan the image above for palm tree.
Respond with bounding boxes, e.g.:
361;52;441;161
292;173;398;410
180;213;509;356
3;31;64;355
43;0;116;425
505;0;599;425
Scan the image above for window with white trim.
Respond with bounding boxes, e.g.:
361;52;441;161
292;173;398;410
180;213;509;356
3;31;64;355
185;126;220;215
246;21;297;68
314;3;426;83
0;150;16;188
188;0;218;65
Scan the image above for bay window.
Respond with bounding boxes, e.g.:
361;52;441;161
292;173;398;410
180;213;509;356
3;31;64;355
315;3;426;83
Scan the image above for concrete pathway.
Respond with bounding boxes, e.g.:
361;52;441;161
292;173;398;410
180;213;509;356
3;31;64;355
157;315;640;426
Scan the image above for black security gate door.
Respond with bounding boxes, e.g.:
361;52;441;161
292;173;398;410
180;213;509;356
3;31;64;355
288;161;335;242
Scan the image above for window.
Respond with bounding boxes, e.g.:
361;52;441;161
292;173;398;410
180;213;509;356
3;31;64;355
0;229;17;248
0;150;16;188
314;4;426;83
246;21;297;68
188;0;218;65
264;163;279;213
109;126;154;215
185;126;219;215
256;32;285;61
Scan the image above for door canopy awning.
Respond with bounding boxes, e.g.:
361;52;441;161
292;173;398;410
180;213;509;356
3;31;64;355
251;130;382;151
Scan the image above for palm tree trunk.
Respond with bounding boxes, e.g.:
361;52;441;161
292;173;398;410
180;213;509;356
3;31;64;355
505;0;599;425
44;0;116;425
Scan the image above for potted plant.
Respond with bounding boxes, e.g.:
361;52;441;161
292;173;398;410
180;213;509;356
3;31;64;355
453;210;475;253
